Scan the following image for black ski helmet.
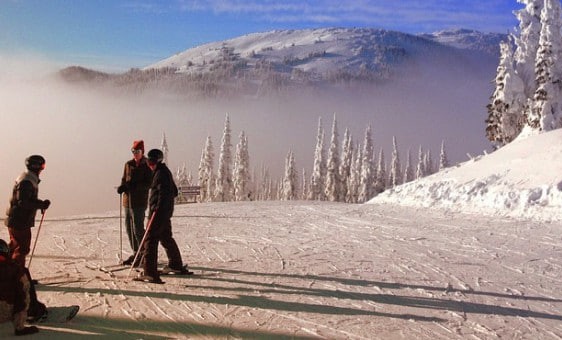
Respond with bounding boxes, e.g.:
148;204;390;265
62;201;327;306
0;239;9;257
147;149;164;164
25;155;46;171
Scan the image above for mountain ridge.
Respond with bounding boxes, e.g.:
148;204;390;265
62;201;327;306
58;27;505;98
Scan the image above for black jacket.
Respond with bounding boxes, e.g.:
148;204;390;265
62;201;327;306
148;163;178;221
5;171;45;229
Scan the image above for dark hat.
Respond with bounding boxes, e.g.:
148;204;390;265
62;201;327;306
132;140;144;152
26;155;46;171
147;149;164;165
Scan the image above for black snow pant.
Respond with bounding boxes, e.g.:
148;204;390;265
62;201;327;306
142;216;183;277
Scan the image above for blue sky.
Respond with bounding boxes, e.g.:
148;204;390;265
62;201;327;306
0;0;520;71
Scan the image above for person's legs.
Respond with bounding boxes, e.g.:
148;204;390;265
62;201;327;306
131;208;146;252
141;226;160;278
8;228;31;268
159;219;183;269
124;207;135;251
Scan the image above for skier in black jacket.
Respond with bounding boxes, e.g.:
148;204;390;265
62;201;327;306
136;149;189;283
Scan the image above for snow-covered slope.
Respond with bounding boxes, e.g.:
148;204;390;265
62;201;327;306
369;129;562;221
145;27;503;80
419;28;505;56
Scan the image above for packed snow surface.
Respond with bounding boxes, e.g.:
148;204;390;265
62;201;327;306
0;130;561;339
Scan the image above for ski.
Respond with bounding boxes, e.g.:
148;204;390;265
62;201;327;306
159;265;195;276
32;305;79;323
132;276;164;284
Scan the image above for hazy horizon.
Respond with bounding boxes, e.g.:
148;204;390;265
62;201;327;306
0;54;493;216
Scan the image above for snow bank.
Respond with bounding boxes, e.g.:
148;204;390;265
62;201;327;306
369;129;562;221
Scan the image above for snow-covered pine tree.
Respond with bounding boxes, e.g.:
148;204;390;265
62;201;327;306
233;131;251;201
438;140;450;171
415;145;425;180
339;128;353;202
389;136;402;187
514;0;544;98
527;0;562;131
198;136;214;202
424;149;434;176
301;169;308;200
282;150;298;200
358;125;374;202
214;114;233;202
325;114;341;201
347;144;362;203
161;132;169;165
374;148;386;194
403;148;414;184
486;40;526;147
309;117;326;200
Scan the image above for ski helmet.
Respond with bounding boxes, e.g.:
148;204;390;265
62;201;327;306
25;155;46;171
0;239;9;257
147;149;164;164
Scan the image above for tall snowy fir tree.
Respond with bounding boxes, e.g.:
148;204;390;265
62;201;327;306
527;0;562;131
161;132;169;165
214;114;233;202
347;145;362;203
325;115;341;201
301;169;308;200
389;136;402;188
374;148;386;194
415;146;425;180
282;150;297;200
403;148;414;184
439;140;450;171
309;117;326;200
233;131;251;201
424;149;434;176
514;0;544;98
339;128;353;202
358;125;374;203
198;136;214;202
486;40;526;147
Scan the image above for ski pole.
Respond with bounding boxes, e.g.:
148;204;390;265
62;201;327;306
27;210;46;268
128;210;157;277
119;193;123;263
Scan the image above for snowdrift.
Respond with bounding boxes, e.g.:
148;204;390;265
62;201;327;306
369;129;562;221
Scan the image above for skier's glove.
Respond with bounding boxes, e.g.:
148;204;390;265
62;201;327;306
41;199;51;210
117;184;128;194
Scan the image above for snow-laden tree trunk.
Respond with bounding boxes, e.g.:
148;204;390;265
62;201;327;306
233;131;251;201
439;140;450;171
403;148;414;184
528;0;562;132
198;136;214;202
358;125;374;203
309;117;326;200
389;136;402;188
339;128;353;202
215;114;233;202
325;115;341;201
282;150;297;200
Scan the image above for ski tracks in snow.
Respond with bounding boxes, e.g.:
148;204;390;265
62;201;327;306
10;202;562;339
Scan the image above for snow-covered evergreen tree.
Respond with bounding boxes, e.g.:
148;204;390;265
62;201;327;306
415;146;425;180
358;125;374;202
339;128;353;202
439;140;449;171
424;149;434;176
214;114;233;202
403;148;414;184
309;117;326;200
282;150;297;200
325;115;341;201
486;40;526;146
389;136;402;187
198;136;214;202
374;148;386;194
514;0;544;98
527;0;562;132
347;145;362;203
161;132;169;165
301;169;308;200
233;131;251;201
